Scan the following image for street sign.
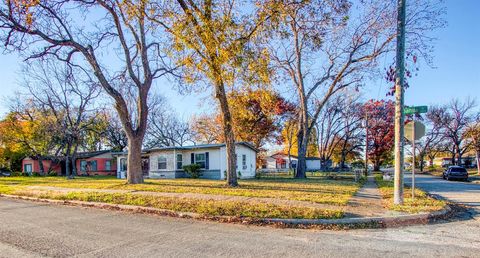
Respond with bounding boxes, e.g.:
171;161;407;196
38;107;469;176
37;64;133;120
405;121;425;141
405;105;428;115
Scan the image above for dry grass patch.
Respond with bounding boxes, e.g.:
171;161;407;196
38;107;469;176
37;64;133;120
374;174;446;213
7;189;343;219
0;176;361;205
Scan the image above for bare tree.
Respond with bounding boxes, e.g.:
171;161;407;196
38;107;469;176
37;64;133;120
317;97;344;170
429;99;476;166
145;97;193;148
21;60;102;178
405;110;443;171
0;1;175;183
337;96;364;169
266;0;445;178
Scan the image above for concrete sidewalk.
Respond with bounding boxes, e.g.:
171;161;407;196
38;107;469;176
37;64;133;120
345;176;387;217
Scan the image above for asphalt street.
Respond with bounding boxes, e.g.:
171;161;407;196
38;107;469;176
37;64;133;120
0;174;479;258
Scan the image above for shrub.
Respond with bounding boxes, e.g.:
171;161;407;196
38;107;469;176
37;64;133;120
237;171;242;178
47;171;58;177
254;170;262;179
183;164;202;179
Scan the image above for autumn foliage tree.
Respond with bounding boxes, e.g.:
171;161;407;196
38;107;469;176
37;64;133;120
364;100;395;171
148;0;273;186
191;88;294;151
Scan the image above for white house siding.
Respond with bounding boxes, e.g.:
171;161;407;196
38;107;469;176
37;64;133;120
149;150;177;178
183;148;222;180
220;145;257;179
306;159;321;171
115;143;257;180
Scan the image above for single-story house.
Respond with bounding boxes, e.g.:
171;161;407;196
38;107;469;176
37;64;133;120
114;142;258;180
22;150;117;175
76;150;117;176
262;152;323;172
22;156;63;175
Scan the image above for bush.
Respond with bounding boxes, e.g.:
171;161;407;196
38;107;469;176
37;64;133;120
10;171;23;176
254;170;262;179
47;171;58;177
183;164;202;179
32;172;42;177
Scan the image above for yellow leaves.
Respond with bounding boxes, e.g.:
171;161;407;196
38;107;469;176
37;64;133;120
9;0;40;26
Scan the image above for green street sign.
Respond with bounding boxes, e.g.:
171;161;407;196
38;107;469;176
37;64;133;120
405;105;428;115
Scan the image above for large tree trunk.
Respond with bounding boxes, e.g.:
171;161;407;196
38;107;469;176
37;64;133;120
373;160;381;171
456;144;462;166
65;155;71;179
71;144;79;177
127;136;144;184
295;108;309;178
37;156;45;175
214;80;238;187
296;127;308;178
419;154;425;172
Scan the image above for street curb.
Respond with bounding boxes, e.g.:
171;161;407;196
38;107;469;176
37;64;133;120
0;193;454;229
262;205;452;228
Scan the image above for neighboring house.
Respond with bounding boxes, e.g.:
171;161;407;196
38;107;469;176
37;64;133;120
21;150;117;175
436;156;477;168
76;150;117;176
114;142;258;180
21;157;63;175
262;152;323;172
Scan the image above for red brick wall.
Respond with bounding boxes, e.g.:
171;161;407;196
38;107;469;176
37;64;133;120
76;158;116;176
21;159;62;174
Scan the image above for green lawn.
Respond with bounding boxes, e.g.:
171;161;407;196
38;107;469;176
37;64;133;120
374;174;446;213
0;175;363;220
0;175;361;205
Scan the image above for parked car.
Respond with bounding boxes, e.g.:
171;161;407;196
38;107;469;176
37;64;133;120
442;166;468;181
0;169;11;177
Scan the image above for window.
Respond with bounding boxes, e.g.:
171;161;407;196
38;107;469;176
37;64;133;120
120;158;127;171
176;154;183;170
235;154;238;169
105;160;112;171
242;154;247;169
24;164;32;173
89;160;98;171
80;160;87;172
158;156;167;170
195;153;206;169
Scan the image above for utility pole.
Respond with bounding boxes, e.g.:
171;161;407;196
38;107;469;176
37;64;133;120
364;112;369;177
411;118;416;200
394;0;407;205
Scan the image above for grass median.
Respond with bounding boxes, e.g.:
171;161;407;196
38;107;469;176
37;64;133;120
0;176;361;205
0;175;363;219
374;174;446;213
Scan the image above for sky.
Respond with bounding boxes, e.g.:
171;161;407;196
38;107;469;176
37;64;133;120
0;0;479;118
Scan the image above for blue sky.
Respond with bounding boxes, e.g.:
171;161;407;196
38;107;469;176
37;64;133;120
0;0;479;118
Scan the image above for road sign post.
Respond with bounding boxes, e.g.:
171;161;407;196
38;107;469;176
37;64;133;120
404;105;427;200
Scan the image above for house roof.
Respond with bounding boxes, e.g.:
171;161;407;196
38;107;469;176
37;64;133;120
115;142;259;155
269;152;321;161
76;150;114;159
